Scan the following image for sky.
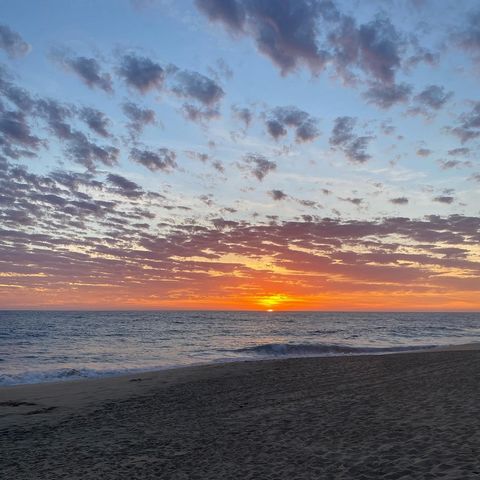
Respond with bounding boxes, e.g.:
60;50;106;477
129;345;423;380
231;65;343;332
0;0;479;311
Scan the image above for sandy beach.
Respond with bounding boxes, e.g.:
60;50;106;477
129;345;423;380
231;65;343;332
2;347;480;479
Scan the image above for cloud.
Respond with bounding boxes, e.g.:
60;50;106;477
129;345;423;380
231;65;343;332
437;159;472;170
265;106;320;143
340;196;363;206
405;43;439;71
448;147;470;156
167;69;224;124
122;102;156;137
330;116;355;145
80;107;111;137
186;150;225;173
171;70;224;106
106;173;144;198
0;68;34;112
208;58;233;81
0;160;139;239
0;109;41;150
196;1;434;93
355;16;403;84
1;152;479;308
58;54;113;93
415;85;453;110
49;170;103;191
195;0;246;32
118;53;165;94
450;102;480;143
329;116;371;163
332;14;408;84
416;148;431;157
456;10;480;64
296;199;320;209
130;147;177;172
196;0;331;75
269;189;288;200
35;98;75;139
364;82;412;109
232;105;253;128
65;132;119;170
265;118;286;139
243;153;276;180
36;99;118;170
186;150;210;163
409;85;453;117
249;3;402;83
181;104;220;123
212;160;225;173
433;195;455;204
344;137;371;164
0;24;30;58
389;197;409;205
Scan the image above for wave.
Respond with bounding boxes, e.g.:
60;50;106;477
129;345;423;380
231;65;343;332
236;342;438;357
0;343;441;386
0;366;147;386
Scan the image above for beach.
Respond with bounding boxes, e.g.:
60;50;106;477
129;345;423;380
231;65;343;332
1;347;480;479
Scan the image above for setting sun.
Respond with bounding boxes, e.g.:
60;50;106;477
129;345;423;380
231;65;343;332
258;294;292;309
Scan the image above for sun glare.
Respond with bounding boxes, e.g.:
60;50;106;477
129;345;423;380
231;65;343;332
258;294;290;309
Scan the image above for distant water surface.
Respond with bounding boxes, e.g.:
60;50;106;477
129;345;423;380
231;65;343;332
1;311;479;385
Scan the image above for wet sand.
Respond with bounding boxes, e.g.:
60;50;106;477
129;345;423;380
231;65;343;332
2;347;480;479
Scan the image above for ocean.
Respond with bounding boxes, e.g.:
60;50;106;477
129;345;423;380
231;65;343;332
1;310;480;386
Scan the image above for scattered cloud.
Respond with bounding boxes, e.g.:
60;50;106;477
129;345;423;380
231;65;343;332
80;107;111;137
122;102;156;137
232;105;253;129
450;102;480;143
106;173;144;198
437;159;472;170
456;9;480;65
243;153;276;180
364;82;412;109
118;53;165;94
433;195;455;204
0;24;30;58
330;116;372;163
409;85;453;117
56;53;113;93
265;106;319;143
269;189;288;200
416;148;431;157
171;70;224;106
390;197;409;205
130;147;177;172
196;0;331;75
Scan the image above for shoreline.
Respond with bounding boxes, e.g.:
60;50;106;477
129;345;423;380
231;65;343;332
1;341;479;390
2;345;480;478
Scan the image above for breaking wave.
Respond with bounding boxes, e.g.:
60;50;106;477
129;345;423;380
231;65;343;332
0;366;168;386
236;342;438;357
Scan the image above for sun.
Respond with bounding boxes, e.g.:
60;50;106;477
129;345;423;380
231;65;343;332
258;294;290;309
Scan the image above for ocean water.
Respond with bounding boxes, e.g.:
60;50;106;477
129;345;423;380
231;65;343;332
1;311;480;386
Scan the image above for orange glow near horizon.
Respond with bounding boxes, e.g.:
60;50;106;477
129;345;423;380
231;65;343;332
2;283;480;311
1;226;480;312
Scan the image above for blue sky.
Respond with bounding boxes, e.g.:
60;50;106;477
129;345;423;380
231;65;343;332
1;0;479;309
2;0;479;220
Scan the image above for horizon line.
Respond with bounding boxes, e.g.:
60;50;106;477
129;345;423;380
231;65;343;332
1;308;479;313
